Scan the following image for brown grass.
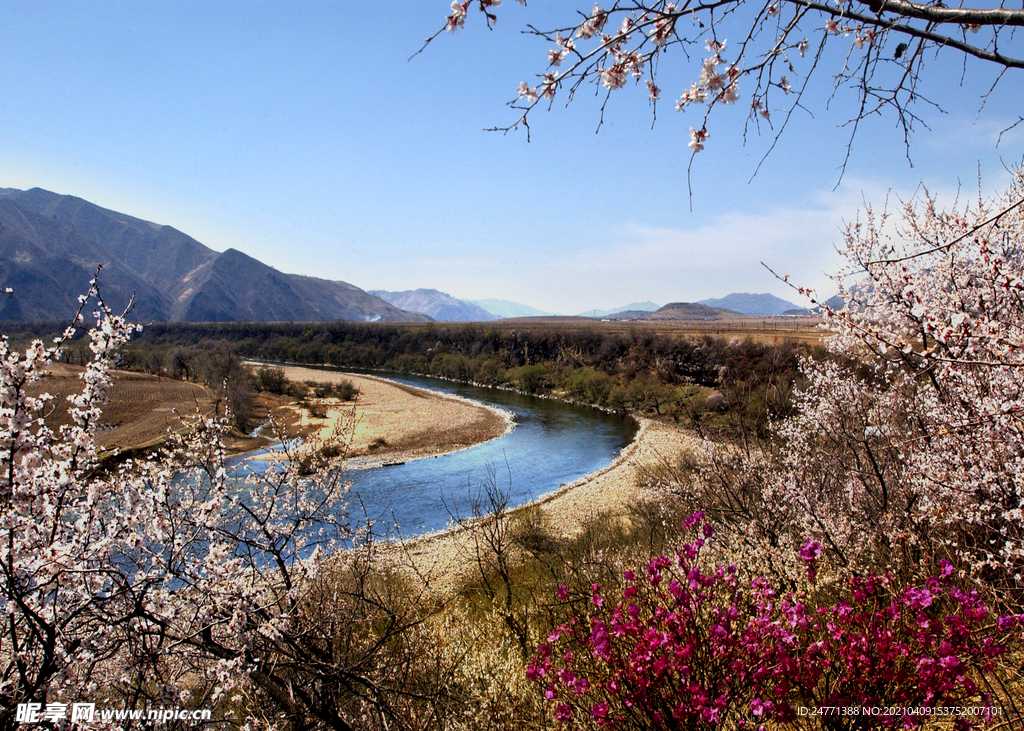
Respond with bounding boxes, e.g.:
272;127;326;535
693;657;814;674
28;363;215;454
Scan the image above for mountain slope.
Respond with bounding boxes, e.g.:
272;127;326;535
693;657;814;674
371;289;498;322
0;187;427;323
578;302;661;318
1;187;218;295
471;299;555;319
0;198;170;321
697;292;802;316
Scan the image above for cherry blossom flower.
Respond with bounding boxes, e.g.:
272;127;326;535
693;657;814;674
577;3;609;39
688;127;709;152
517;80;540;101
446;1;469;32
599;64;627;89
540;72;558;99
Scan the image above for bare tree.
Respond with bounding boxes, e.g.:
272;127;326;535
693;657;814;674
445;466;537;662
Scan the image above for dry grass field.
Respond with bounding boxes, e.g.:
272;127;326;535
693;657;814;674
28;363;216;454
355;314;825;346
488;315;825;345
25;362;510;463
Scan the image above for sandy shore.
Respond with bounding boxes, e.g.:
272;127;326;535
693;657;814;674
394;417;701;596
267;365;513;465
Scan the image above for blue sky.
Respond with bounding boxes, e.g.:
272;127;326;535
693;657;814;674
1;1;1021;314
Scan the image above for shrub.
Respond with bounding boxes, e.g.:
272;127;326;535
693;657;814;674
255;364;288;393
332;378;358;401
510;364;549;394
528;516;1023;729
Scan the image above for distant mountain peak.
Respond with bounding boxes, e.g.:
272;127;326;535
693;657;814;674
642;302;739;321
697;292;803;316
471;299;555;319
578;301;661;318
371;289;498;322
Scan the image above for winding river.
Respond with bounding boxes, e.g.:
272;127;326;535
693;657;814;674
232;370;638;537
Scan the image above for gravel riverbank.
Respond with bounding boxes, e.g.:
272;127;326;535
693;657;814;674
263;365;698;596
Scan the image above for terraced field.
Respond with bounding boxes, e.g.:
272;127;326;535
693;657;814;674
28;364;215;454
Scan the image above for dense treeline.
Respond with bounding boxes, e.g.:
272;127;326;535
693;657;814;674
89;320;819;438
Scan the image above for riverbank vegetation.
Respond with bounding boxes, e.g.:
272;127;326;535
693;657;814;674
7;316;816;443
58;318;815;446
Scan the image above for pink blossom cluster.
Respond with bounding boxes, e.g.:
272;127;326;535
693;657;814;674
682;170;1024;592
436;1;1007;167
527;517;1022;729
445;0;514;32
577;3;610;40
688;127;710;153
790;170;1024;579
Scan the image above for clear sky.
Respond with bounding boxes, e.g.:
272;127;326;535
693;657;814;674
1;1;1021;315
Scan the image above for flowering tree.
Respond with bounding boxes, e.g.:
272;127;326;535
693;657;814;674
0;285;451;730
790;171;1024;582
668;170;1024;609
432;1;1023;176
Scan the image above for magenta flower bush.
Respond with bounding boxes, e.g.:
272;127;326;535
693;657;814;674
528;516;1022;729
738;566;1018;729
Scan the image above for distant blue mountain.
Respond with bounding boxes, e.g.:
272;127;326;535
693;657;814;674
825;293;846;310
697;292;804;316
371;289;497;322
578;302;662;318
471;299;557;319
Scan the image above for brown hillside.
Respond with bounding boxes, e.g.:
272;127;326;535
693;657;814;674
28;364;214;453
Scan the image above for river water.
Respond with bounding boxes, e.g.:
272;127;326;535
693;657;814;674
231;370;638;538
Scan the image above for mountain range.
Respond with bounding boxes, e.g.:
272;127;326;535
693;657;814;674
0;188;428;323
470;299;555;319
580;295;806;319
0;187;815;325
592;295;807;320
